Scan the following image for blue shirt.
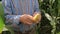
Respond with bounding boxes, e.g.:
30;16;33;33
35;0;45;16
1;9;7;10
2;0;40;33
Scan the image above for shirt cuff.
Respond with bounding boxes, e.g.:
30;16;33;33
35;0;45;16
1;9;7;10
13;15;21;25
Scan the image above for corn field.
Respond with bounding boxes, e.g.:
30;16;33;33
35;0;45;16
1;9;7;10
0;0;60;34
36;0;60;34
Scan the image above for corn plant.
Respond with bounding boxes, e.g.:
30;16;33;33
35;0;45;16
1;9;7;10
36;0;60;34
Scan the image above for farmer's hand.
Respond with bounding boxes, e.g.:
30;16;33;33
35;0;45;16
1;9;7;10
20;14;34;25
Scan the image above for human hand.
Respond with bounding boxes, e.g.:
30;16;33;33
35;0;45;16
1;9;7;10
20;14;34;25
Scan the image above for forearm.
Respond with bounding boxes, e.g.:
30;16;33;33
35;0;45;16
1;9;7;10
5;15;21;25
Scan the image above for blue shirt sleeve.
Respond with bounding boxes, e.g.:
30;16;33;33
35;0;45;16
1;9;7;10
34;0;40;13
2;0;21;27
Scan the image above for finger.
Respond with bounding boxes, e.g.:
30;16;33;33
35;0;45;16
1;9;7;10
26;18;33;23
21;15;33;25
25;17;33;25
22;16;32;25
23;19;32;25
27;15;34;22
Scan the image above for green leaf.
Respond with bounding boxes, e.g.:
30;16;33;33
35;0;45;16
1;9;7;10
57;32;60;34
45;13;52;21
0;16;5;33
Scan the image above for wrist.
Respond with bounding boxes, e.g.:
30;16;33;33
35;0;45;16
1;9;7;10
19;16;22;22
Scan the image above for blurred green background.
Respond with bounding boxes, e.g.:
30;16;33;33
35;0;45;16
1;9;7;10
0;0;60;34
0;0;5;33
